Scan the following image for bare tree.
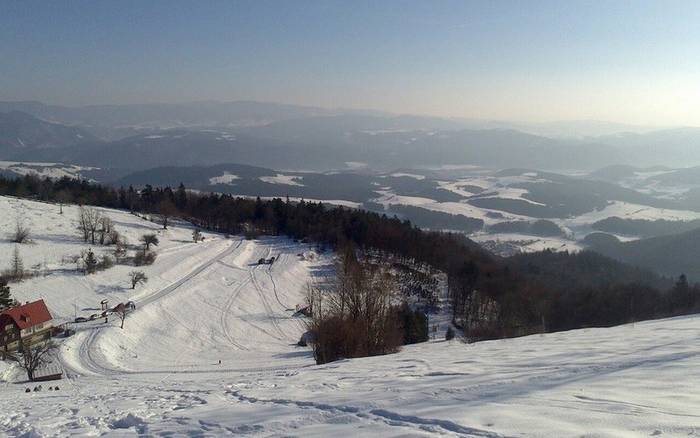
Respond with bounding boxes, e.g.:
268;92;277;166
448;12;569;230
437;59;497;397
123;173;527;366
140;234;159;252
128;270;148;289
97;216;113;245
158;199;177;229
12;219;31;244
114;304;128;329
7;341;56;381
78;207;101;244
55;189;72;214
308;247;401;364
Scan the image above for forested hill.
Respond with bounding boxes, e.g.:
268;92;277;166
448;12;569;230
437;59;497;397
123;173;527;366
2;173;699;339
585;227;700;281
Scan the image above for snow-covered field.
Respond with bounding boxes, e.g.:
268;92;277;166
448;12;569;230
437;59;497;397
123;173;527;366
0;161;97;180
259;174;305;187
2;196;700;437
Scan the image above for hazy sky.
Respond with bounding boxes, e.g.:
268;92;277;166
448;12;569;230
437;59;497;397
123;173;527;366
2;0;700;125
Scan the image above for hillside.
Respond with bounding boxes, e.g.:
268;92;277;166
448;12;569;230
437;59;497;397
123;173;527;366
586;227;700;281
0;111;97;155
1;196;699;436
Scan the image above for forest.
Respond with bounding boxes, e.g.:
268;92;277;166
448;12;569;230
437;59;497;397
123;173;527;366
2;174;699;351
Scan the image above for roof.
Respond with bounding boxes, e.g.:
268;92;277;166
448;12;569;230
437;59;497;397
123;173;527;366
0;299;52;330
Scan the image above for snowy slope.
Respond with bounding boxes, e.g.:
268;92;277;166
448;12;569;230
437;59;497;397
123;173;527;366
1;196;700;437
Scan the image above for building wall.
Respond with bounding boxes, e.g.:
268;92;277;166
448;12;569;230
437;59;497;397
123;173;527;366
1;324;52;353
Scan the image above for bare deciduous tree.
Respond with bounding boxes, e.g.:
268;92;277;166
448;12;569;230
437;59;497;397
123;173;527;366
158;199;177;229
55;189;72;214
140;234;159;252
7;341;56;381
98;216;113;245
115;304;128;329
128;270;148;289
78;207;101;244
307;246;402;364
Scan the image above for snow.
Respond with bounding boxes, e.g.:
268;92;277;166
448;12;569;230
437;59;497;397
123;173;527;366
208;172;240;185
0;161;98;180
475;187;547;206
215;133;236;141
389;173;426;180
564;201;700;227
259;174;305;187
2;195;700;437
372;189;527;225
344;161;368;170
470;232;582;254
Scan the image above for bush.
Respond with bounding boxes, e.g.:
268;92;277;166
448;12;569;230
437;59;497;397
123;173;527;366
98;255;114;270
12;220;31;244
134;251;157;266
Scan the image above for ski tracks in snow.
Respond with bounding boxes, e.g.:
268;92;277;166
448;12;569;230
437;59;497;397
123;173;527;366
227;388;511;438
68;239;244;376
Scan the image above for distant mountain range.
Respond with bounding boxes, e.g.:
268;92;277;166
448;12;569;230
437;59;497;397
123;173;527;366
0;111;97;153
3;100;700;173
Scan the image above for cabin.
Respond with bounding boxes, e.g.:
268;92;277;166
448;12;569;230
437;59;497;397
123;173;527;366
0;299;53;354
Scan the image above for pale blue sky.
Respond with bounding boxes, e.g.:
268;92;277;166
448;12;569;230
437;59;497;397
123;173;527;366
2;0;700;124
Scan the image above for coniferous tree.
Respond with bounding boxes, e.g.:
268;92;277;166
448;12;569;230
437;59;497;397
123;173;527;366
84;249;98;274
9;246;24;281
0;277;16;310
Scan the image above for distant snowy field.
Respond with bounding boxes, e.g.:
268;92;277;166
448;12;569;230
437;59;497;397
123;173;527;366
0;161;97;180
1;196;700;437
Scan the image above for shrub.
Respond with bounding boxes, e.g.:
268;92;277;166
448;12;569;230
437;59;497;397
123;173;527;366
445;326;455;341
98;255;114;270
134;251;157;266
12;220;31;244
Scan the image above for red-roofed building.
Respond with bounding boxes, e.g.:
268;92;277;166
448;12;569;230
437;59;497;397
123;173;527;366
0;299;53;353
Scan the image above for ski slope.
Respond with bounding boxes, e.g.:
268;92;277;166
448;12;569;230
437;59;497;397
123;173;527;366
2;196;700;437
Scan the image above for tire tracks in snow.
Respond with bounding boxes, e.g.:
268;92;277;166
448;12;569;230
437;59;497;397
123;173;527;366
220;275;252;351
69;239;243;376
250;267;287;340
